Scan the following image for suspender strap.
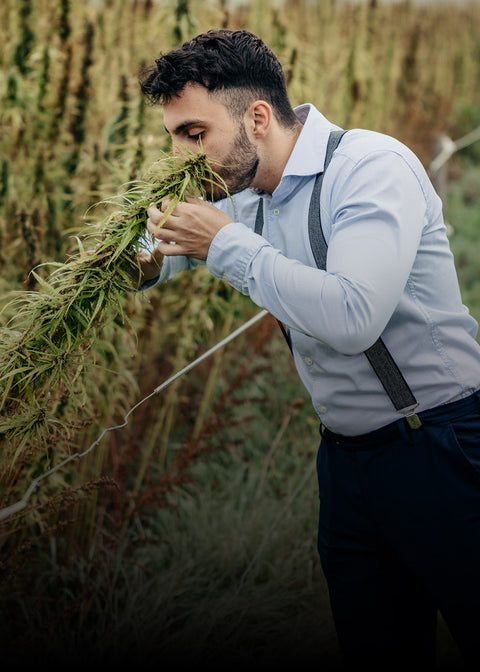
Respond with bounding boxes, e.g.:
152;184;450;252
254;129;420;425
364;341;418;414
255;200;292;352
308;130;347;270
254;197;264;236
309;131;419;417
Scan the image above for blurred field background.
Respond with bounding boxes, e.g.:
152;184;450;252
1;0;480;667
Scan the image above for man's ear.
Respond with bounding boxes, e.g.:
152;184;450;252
247;100;272;137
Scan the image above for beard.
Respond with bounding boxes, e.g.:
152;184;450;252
208;123;259;202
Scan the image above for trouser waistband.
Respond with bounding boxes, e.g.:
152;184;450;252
321;390;480;449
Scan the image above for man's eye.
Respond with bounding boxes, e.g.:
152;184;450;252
188;132;203;140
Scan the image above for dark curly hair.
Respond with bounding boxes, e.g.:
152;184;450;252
138;29;298;128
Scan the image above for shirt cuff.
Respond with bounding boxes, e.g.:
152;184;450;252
207;221;270;294
137;275;161;291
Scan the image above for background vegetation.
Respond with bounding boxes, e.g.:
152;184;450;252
1;0;479;667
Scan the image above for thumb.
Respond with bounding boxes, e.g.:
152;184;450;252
151;244;165;268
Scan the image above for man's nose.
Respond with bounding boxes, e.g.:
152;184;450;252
171;140;181;157
171;140;196;158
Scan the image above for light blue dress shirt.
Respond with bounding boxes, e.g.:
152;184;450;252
150;104;480;435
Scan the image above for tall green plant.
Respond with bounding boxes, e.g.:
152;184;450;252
0;151;229;480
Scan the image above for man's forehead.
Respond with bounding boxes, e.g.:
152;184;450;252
163;87;231;132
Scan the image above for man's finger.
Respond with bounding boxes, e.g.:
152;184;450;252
160;198;172;212
156;239;182;257
147;203;163;226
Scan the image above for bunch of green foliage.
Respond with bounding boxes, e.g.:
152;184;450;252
0;151;228;468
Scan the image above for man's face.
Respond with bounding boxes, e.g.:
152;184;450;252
163;83;259;201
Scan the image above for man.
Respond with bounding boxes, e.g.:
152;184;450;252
136;29;480;670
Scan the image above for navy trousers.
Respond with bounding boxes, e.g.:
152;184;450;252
317;391;480;670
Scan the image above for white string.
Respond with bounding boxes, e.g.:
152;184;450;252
429;125;480;174
0;309;269;522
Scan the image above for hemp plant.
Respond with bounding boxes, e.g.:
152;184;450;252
0;149;229;467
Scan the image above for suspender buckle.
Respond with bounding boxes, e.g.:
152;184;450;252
402;405;422;429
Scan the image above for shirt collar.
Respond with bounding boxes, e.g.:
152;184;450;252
283;104;342;179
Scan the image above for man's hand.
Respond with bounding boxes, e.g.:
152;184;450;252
136;245;165;286
146;196;233;261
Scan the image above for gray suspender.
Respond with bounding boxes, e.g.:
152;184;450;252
254;129;421;428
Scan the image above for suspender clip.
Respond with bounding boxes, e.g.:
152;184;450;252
402;406;422;430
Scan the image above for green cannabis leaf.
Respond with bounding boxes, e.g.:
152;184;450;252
0;150;229;461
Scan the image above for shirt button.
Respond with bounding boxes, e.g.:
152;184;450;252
273;208;280;215
305;357;313;366
319;406;328;414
